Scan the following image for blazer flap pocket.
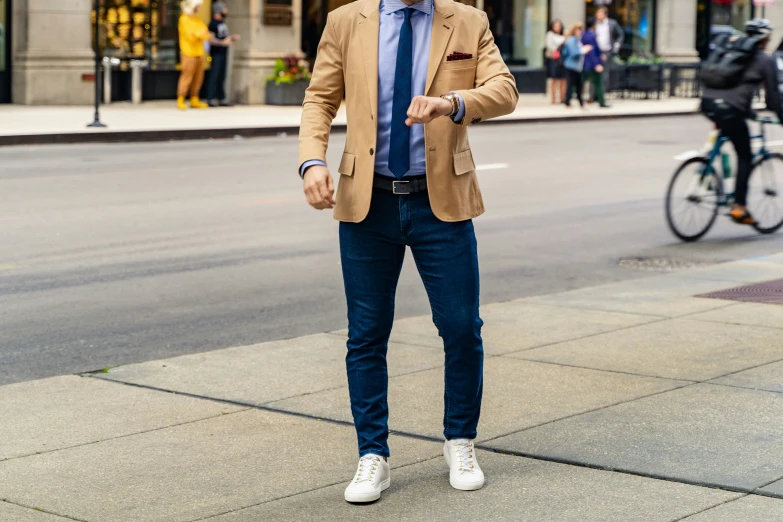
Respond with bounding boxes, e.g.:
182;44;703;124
453;150;476;176
338;153;356;177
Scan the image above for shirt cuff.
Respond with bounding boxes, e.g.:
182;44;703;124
450;93;466;124
300;160;326;178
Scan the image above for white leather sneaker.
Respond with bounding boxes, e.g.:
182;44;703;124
444;439;485;491
344;454;390;503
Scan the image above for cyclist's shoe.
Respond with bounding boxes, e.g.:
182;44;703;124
730;208;757;225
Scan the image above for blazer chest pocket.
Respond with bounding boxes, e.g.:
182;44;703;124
338;153;356;177
453;150;476;176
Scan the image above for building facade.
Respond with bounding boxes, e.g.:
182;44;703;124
0;0;779;105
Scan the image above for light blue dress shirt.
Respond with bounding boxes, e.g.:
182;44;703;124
301;0;465;179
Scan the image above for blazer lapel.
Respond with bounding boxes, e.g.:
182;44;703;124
359;0;381;121
425;0;455;95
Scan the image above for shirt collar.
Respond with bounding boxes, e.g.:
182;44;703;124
380;0;433;16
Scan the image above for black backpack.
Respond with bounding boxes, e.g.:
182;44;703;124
701;35;760;89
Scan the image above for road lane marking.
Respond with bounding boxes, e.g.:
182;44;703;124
0;264;21;271
476;163;509;171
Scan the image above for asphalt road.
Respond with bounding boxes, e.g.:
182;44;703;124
3;115;783;386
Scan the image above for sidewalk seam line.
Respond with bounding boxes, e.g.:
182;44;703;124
0;402;251;463
495;316;671;356
500;356;700;383
185;455;445;521
0;498;88;521
668;493;751;522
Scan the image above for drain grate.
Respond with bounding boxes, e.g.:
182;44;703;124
698;279;783;305
618;257;714;273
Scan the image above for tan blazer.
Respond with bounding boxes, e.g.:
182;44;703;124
298;0;518;223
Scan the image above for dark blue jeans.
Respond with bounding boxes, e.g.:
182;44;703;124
340;187;484;458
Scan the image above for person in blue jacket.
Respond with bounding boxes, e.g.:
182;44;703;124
561;22;591;108
583;17;610;108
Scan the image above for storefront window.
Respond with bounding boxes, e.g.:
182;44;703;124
587;0;656;55
484;0;547;66
512;0;548;68
93;0;212;70
711;0;751;32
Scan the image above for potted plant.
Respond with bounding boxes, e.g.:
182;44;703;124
623;53;664;98
265;56;312;106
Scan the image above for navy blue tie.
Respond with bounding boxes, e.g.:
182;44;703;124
388;8;413;179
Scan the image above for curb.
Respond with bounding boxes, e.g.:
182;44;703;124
0;110;698;147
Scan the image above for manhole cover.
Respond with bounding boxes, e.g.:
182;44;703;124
698;279;783;305
618;257;714;273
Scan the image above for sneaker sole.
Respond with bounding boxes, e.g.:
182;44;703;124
444;445;485;491
344;477;390;503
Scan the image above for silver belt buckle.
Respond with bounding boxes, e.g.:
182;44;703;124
392;180;411;195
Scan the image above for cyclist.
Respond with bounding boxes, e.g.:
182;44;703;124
701;19;783;225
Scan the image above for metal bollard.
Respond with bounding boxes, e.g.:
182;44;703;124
130;60;148;105
102;57;121;104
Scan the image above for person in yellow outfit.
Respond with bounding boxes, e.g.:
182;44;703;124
177;0;210;110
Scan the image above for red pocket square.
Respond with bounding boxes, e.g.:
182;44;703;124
447;52;473;62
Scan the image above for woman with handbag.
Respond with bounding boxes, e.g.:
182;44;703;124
546;20;566;105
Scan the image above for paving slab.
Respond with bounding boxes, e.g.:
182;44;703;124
525;275;739;317
688;302;783;331
207;450;739;522
0;502;70;521
485;384;783;493
681;495;783;521
0;409;441;522
94;334;443;406
711;360;783;393
268;357;686;441
514;319;783;381
0;375;243;461
345;302;660;355
760;479;783;496
684;261;783;284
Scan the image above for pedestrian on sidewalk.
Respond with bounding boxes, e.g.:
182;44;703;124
207;2;240;107
546;20;566;105
298;0;518;504
562;22;591;108
177;0;210;110
592;6;624;102
582;17;610;109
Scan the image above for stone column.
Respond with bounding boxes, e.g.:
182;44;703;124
656;0;699;62
550;0;584;27
12;0;95;105
225;0;303;105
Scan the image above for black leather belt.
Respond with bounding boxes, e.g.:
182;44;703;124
373;175;428;195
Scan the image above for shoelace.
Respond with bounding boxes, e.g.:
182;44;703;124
354;455;381;483
453;440;477;474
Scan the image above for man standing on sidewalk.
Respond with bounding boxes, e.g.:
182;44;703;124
298;0;517;504
207;2;240;107
593;6;624;102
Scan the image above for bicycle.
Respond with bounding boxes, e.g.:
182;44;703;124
665;116;783;242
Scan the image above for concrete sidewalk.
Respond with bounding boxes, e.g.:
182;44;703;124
0;95;699;146
3;254;783;521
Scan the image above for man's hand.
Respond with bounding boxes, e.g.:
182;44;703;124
595;64;604;73
406;96;453;126
232;34;241;41
303;165;336;210
222;37;233;46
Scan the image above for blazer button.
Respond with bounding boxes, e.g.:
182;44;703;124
370;148;375;156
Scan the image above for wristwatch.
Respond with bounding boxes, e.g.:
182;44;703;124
440;92;459;118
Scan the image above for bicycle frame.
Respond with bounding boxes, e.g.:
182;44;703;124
699;119;774;204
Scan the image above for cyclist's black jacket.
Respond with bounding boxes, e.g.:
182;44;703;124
703;50;783;122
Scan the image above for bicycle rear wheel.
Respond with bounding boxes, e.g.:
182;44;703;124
749;153;783;234
665;157;723;242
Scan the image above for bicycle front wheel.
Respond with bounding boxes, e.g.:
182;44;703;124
665;157;723;242
749;153;783;234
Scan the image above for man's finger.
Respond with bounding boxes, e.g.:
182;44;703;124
318;182;335;208
325;175;337;205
